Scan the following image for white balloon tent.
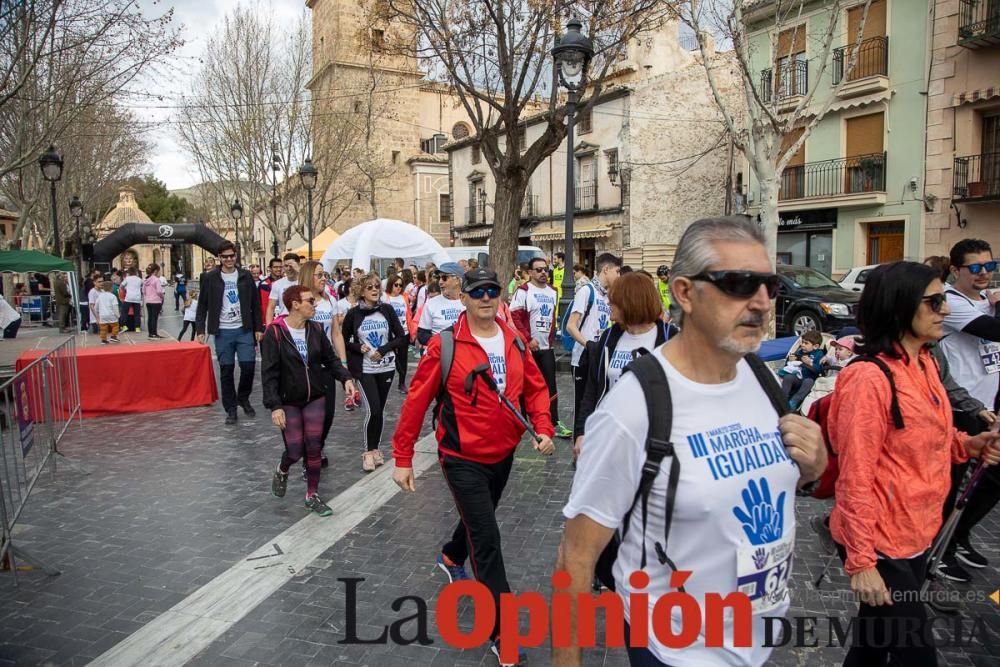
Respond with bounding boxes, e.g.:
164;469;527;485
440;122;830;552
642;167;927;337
319;218;452;273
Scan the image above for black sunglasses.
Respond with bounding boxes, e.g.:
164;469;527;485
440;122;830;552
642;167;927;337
689;271;781;299
219;254;236;259
959;261;998;274
921;293;946;313
467;286;500;299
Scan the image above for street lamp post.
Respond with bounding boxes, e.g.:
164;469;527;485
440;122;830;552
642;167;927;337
271;142;281;257
69;194;84;280
230;198;243;265
298;157;318;260
550;17;593;317
38;145;64;257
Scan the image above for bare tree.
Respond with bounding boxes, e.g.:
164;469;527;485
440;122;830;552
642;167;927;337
674;0;874;257
388;0;669;286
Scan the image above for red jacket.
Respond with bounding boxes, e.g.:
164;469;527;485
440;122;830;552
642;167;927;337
259;276;274;322
510;282;556;348
392;312;555;467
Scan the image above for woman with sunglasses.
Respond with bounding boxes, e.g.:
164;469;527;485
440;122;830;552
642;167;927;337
828;261;1000;667
342;273;408;472
385;276;412;393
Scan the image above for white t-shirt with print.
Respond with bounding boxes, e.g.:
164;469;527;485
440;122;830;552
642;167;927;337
287;324;308;363
269;277;297;317
358;311;395;374
606;326;660;387
473;329;507;394
570;281;611;366
122;275;143;303
419;295;465;334
941;286;1000;409
510;283;558;350
183;299;198;323
386;294;409;335
218;270;242;329
564;348;798;667
312;296;336;337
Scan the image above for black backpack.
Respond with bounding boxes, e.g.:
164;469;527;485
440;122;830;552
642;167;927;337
593;353;790;591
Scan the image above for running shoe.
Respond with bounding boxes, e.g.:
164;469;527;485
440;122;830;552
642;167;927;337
489;639;527;666
225;409;238;425
120;326;129;333
271;469;288;498
555;421;572;438
936;554;972;583
435;553;470;583
373;450;385;467
954;539;988;568
304;494;333;517
239;401;257;418
101;339;110;345
134;328;142;333
109;336;121;343
362;451;377;473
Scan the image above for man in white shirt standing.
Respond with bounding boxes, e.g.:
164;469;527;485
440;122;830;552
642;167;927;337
266;253;301;325
565;252;620;423
416;262;466;345
937;238;1000;582
555;217;824;667
511;256;571;438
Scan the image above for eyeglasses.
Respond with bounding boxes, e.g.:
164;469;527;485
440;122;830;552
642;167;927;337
921;293;946;313
467;286;500;299
365;284;380;291
688;271;782;299
959;261;998;274
439;274;453;280
219;254;236;259
532;266;549;273
392;282;402;288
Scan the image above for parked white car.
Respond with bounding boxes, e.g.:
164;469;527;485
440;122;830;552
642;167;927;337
838;264;880;293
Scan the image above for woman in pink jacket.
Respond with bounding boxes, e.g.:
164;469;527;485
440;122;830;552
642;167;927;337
143;263;165;338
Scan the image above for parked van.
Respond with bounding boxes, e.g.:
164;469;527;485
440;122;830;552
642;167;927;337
445;245;545;269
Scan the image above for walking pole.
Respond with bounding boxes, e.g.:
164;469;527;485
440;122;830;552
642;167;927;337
466;363;548;449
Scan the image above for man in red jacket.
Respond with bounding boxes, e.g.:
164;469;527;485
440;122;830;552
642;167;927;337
392;267;555;665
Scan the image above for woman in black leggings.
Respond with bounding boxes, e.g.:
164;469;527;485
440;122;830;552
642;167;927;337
342;273;407;473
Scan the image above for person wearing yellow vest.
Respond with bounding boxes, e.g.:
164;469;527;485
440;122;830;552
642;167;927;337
656;264;671;314
552;252;566;315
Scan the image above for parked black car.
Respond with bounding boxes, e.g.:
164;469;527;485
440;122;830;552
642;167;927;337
775;265;860;335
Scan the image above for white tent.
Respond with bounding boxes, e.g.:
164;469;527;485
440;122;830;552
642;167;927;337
319;218;451;272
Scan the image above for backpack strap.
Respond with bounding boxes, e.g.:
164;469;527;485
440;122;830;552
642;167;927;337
580;282;596;329
849;355;905;429
744;353;790;417
439;327;455;391
619;353;681;576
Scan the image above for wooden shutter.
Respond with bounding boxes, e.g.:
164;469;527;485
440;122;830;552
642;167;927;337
781;127;806;166
848;0;886;42
845;112;884;157
776;26;806;57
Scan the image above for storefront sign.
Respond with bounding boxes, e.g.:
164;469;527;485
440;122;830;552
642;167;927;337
778;208;838;232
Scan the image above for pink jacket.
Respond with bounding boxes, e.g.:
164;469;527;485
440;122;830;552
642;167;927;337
143;276;164;304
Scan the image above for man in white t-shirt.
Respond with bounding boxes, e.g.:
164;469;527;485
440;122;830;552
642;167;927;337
266;253;301;324
937;238;1000;582
511;256;571;438
555;217;824;667
566;252;620;423
416;262;466;345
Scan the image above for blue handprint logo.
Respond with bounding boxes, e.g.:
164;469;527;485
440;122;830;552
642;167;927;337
538;303;552;318
732;478;786;545
226;289;239;304
365;331;381;348
752;547;769;570
598;313;609;330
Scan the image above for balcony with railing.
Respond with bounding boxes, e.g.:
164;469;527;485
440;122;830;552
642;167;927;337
954;153;1000;202
521;194;540;219
778;152;887;209
832;36;889;97
959;0;1000;48
761;60;808;108
575;184;597;211
466;199;487;225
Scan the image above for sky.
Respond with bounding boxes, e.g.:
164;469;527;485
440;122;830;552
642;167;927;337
134;0;305;191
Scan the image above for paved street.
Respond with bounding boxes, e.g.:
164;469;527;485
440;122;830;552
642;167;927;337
1;311;998;666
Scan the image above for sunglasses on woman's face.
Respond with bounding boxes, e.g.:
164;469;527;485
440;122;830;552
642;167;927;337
688;270;782;299
921;293;946;313
365;284;380;291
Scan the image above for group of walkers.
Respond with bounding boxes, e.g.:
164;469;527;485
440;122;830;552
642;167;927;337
180;218;1000;667
83;263;170;339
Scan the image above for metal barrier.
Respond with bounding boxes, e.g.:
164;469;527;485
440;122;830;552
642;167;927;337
0;337;83;583
17;295;53;328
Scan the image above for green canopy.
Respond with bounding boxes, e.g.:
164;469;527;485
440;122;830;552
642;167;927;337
0;250;74;273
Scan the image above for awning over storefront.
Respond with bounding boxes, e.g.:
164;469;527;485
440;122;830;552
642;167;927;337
953;85;1000;106
778;208;838;233
454;226;492;240
532;223;612;242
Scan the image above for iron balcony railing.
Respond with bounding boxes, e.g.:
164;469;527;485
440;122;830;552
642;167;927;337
466;200;487;225
575;184;597;211
953;152;1000;201
521;194;539;218
779;152;887;201
833;36;889;84
959;0;1000;45
761;60;808;103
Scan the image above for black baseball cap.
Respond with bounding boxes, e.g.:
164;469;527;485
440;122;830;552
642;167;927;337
462;268;502;293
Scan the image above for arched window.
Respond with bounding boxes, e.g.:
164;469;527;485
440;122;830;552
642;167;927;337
452;122;471;140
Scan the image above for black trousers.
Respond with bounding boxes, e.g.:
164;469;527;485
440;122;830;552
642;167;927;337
942;411;1000;548
440;453;514;640
179;321;196;341
835;544;938;667
572;364;586;425
395;343;409;387
174;290;186;311
533;348;558;426
146;303;162;336
219;362;255;413
359;370;394;451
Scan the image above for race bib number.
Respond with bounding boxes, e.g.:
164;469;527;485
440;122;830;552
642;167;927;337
736;532;794;614
979;339;1000;374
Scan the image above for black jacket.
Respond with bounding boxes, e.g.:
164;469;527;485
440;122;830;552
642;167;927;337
341;302;408;377
574;321;677;437
261;318;352;410
195;268;262;336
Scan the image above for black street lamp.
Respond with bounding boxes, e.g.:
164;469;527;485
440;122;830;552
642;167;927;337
550;16;593;316
230;198;243;265
298;157;318;260
271;142;281;257
69;194;84;280
38;145;64;257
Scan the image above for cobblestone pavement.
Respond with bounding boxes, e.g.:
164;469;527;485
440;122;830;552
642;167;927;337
1;326;998;666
